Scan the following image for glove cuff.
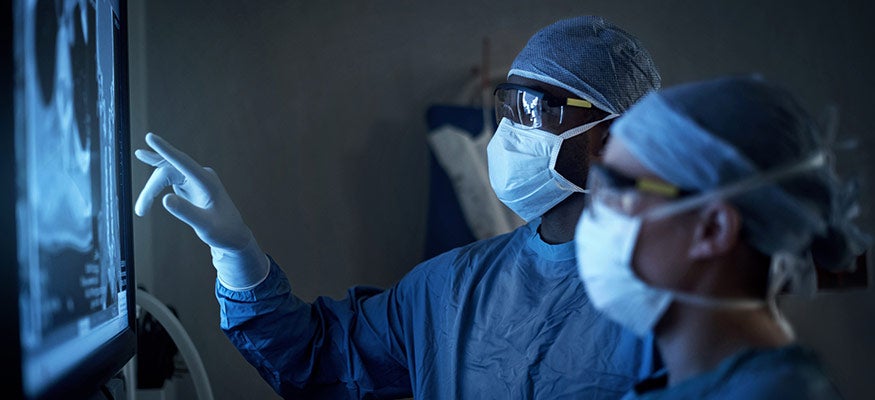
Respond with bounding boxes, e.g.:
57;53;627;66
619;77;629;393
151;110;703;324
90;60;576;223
211;234;270;291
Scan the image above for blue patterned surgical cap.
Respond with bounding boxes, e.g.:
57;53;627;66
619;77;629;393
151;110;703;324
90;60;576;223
510;16;661;115
612;75;871;271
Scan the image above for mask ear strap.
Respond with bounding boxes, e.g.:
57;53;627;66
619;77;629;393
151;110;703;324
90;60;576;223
768;252;803;340
669;291;765;309
556;113;619;140
551;114;619;193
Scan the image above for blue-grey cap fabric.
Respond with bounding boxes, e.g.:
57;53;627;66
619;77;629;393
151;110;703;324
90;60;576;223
612;75;871;271
510;16;661;115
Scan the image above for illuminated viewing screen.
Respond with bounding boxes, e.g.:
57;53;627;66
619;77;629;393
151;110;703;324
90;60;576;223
13;0;134;398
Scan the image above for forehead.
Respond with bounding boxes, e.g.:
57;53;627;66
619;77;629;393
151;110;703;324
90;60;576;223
603;135;663;181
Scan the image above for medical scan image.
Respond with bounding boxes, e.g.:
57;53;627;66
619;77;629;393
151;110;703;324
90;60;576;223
15;0;129;386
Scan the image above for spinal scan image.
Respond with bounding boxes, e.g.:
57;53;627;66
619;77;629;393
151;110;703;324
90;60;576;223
17;0;125;350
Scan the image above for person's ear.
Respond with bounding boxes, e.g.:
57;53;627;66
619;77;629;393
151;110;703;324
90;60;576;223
687;201;742;260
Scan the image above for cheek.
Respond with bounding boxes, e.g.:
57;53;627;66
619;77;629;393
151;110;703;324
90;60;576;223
588;125;609;159
554;134;590;187
632;219;695;289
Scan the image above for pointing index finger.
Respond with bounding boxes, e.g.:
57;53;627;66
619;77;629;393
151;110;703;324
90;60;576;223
145;132;209;182
135;149;166;167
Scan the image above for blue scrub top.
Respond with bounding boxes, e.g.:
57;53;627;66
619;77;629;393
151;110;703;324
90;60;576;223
622;345;843;399
217;220;657;399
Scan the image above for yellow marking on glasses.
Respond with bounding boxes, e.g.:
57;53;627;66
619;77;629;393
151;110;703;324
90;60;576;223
566;98;592;108
637;179;680;197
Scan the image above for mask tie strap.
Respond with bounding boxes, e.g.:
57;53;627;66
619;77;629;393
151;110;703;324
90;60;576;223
768;252;802;340
552;114;620;193
669;291;765;310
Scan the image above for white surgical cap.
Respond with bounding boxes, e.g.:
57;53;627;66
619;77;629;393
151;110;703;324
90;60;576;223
509;16;661;115
612;75;871;270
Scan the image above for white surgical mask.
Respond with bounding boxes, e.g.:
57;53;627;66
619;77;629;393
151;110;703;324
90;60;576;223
575;152;827;337
576;199;766;337
487;115;616;222
575;200;673;337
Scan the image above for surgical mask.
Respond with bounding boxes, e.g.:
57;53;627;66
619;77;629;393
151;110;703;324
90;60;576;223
487;115;616;222
575;151;827;337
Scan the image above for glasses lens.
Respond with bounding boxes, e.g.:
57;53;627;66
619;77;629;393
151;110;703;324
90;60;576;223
587;165;641;215
517;90;541;128
494;85;543;128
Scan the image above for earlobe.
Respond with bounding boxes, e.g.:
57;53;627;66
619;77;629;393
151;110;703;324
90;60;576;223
687;202;741;260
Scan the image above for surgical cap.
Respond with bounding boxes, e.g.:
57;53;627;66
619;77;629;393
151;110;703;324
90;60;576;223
612;75;871;271
510;16;661;115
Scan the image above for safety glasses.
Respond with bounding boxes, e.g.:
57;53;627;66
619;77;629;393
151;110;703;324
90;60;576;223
589;150;828;219
587;163;696;216
493;83;594;130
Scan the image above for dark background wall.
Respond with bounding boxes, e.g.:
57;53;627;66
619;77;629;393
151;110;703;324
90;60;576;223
127;1;875;399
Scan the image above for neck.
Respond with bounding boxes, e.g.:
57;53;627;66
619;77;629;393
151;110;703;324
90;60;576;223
538;193;586;244
656;303;793;385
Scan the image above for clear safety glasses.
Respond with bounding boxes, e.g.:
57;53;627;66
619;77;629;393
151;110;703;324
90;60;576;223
586;163;696;217
493;83;594;130
588;151;828;220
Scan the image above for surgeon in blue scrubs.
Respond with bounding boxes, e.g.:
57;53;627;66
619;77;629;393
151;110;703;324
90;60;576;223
575;75;871;399
134;16;662;399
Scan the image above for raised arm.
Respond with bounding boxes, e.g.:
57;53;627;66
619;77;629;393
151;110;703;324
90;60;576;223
135;132;414;398
134;132;269;290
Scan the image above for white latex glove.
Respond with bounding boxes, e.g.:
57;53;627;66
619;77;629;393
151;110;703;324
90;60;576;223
134;132;269;291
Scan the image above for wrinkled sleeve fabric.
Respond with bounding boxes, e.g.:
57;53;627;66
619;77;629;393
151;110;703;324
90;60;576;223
215;222;650;398
216;255;413;399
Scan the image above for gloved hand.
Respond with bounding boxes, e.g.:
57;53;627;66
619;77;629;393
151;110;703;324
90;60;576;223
134;132;269;291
